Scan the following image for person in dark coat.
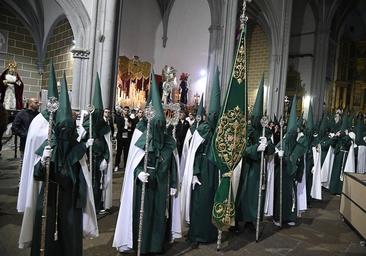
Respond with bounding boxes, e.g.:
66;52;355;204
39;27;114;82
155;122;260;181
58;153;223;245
12;98;40;153
175;111;190;157
114;106;133;171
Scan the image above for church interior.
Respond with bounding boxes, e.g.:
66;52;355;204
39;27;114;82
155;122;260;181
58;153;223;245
1;0;366;255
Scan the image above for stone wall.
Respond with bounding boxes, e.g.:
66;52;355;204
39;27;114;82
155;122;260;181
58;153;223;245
247;23;270;109
42;18;74;90
0;3;41;102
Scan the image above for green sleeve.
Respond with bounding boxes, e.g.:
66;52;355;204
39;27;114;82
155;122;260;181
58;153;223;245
33;159;45;181
193;145;204;176
134;161;144;178
245;143;260;161
170;155;178;189
265;140;275;155
77;164;87;209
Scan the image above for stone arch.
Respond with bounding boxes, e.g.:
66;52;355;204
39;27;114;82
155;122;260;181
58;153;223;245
40;14;68;70
41;17;75;89
54;0;90;49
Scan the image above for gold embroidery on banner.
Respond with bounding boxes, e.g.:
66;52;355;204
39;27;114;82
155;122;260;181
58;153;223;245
215;106;246;171
213;199;235;225
233;35;246;84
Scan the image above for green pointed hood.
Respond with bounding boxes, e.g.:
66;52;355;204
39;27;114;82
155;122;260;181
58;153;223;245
150;72;165;122
287;96;297;133
306;102;314;131
92;73;104;113
147;71;157;104
319;113;329;137
340;114;351;131
55;73;72;126
252;74;264;118
197;94;205;117
355;118;366;145
48;62;58;99
208;67;221;128
297;113;304;130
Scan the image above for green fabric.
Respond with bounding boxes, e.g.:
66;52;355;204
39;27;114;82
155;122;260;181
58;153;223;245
132;135;177;254
306;102;314;132
40;63;59;120
48;62;58;99
251;74;264;118
147;71;157;104
207;67;221;129
329;134;352;194
56;73;73;126
340;114;351;131
188;122;219;243
212;24;248;230
355;118;366;146
304;102;315;200
31;156;86;256
150;70;165;122
197;95;205;117
287;96;297;133
274;135;306;223
237;126;275;223
92;73;104;114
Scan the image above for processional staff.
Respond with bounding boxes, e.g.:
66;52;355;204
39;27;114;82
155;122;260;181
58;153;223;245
87;104;95;173
256;115;268;242
279;118;285;228
137;102;155;256
40;97;59;256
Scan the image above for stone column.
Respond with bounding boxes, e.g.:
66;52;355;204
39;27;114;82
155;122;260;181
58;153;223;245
205;24;223;105
96;0;119;108
267;0;293;118
71;49;90;110
220;0;239;101
311;28;330;120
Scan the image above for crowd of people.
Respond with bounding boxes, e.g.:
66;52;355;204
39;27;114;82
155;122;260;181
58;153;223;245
6;64;365;256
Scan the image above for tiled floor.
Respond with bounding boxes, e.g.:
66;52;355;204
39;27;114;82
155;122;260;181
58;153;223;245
0;147;365;255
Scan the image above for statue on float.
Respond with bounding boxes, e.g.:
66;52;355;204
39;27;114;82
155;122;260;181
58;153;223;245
161;65;177;104
179;72;189;105
0;60;24;110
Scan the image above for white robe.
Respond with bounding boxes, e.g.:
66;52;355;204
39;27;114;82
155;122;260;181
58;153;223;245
321;146;334;189
102;132;113;210
179;129;193;181
297;155;307;212
17;113;48;213
344;142;355;174
264;155;275;217
357;145;366;173
180;130;204;224
112;129;182;252
311;146;322;200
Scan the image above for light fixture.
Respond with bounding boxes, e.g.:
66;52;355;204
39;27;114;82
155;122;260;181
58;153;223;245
200;69;206;77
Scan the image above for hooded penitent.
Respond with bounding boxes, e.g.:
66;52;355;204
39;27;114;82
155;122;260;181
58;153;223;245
236;74;275;224
31;73;88;256
131;71;180;254
186;67;221;244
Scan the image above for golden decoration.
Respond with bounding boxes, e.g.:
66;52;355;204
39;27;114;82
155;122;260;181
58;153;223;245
215;106;246;171
118;56;151;81
233;35;246;84
213;199;235;225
